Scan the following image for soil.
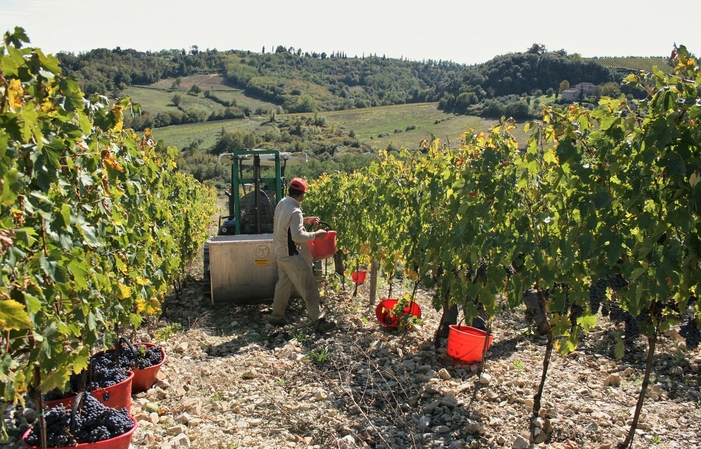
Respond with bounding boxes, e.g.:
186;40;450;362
136;258;701;449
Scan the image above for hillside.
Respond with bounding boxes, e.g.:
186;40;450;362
55;44;678;187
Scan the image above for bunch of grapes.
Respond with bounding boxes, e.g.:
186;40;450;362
503;265;516;277
608;274;628;291
680;317;701;349
588;278;608;314
24;394;134;446
624;314;640;340
608;304;628;323
117;344;163;370
74;394;133;442
70;353;128;393
24;406;76;447
568;303;585;326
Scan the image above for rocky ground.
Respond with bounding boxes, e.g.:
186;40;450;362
4;265;701;449
125;270;701;449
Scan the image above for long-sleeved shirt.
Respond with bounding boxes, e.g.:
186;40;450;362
273;195;316;258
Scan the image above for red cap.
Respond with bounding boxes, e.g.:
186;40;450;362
289;177;307;193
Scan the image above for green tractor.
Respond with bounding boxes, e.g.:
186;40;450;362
203;149;307;304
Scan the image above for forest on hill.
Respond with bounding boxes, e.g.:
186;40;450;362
51;42;675;187
56;44;665;126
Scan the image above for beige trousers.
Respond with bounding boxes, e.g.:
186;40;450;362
270;254;320;322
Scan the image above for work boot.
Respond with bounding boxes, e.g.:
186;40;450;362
267;316;288;326
314;317;336;333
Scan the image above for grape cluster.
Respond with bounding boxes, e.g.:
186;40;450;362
608;274;628;291
24;406;76;447
70;353;128;392
117;344;163;370
608;305;628;323
74;395;134;442
680;317;701;349
624;314;640;340
588;278;609;314
503;265;516;277
569;303;584;326
24;394;134;446
588;275;629;315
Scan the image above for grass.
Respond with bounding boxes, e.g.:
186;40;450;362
304;347;329;364
151;104;533;153
155;322;182;341
128;74;536;154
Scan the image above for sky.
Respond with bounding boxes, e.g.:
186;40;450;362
1;0;700;66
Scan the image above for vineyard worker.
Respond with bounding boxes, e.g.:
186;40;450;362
268;177;337;332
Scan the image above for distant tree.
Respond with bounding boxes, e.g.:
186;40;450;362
211;130;259;155
171;94;182;107
599;82;620;98
188;84;201;96
171;77;182;90
527;43;546;55
546;87;555;97
559;80;570;94
262;46;265;54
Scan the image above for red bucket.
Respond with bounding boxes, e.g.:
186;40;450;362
306;230;337;260
375;299;421;329
130;343;166;393
22;416;138;449
45;371;134;412
351;270;367;284
446;325;494;364
95;342;165;393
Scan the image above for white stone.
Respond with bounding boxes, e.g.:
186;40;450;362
438;368;452;380
174;412;191;424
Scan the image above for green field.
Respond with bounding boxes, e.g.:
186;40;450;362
132;75;534;154
586;56;672;74
151;103;533;153
124;73;279;118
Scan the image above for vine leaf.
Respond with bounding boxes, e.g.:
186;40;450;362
0;300;31;331
577;314;597;332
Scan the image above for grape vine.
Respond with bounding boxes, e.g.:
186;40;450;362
0;29;215;410
305;45;701;448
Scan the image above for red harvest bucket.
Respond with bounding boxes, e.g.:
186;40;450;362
99;342;166;393
306;230;337;260
375;299;422;329
351;270;367;284
446;325;494;364
22;416;138;449
130;343;166;393
45;371;134;412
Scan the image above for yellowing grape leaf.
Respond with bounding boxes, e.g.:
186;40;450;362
118;283;131;299
0;300;31;331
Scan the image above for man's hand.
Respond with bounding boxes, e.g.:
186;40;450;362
315;229;328;239
304;216;321;226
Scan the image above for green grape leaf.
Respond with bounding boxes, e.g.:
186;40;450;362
22;292;42;315
577;314;597;332
1;170;20;206
614;337;625;360
35;48;61;75
68;259;90;290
